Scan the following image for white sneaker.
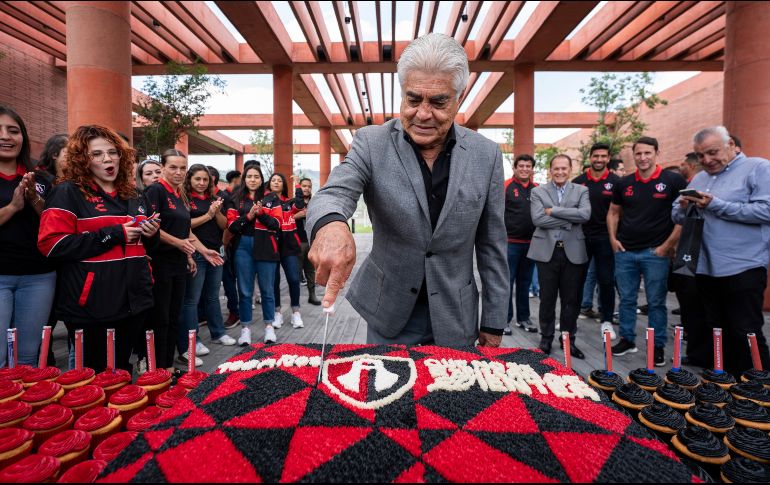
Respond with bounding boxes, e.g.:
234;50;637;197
273;312;284;329
264;326;277;343
179;352;203;367
601;322;617;340
212;334;236;346
195;341;210;356
291;312;304;329
238;327;252;346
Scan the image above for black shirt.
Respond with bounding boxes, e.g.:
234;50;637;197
504;178;537;242
612;166;687;251
0;165;54;275
189;192;224;250
144;178;191;267
572;169;620;240
405;125;456;230
296;197;310;244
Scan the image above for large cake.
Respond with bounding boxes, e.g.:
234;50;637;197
99;344;698;482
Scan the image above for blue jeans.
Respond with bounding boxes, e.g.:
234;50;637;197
0;272;56;366
581;259;597;309
235;236;277;326
506;243;535;323
178;253;226;353
222;246;239;314
274;255;301;311
615;248;669;348
530;267;540;295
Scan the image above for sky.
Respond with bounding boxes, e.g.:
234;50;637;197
130;1;700;176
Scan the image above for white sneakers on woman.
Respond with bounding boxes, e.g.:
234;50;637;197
264;326;277;343
273;312;284;329
238;327;251;346
291;312;304;328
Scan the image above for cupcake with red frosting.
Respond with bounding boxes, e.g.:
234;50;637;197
136;369;171;404
20;381;64;410
126;406;165;432
0;400;32;429
57;459;107;483
178;371;208;391
155;385;188;409
0;428;34;470
0;365;31;383
55;368;95;391
22;404;74;449
92;368;131;399
0;454;61;483
92;431;138;463
0;379;23;403
59;385;106;420
21;366;61;388
74;407;122;450
38;429;91;472
108;384;148;423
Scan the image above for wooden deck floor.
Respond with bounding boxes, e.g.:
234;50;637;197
51;233;770;379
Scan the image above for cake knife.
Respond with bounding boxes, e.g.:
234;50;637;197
317;305;334;384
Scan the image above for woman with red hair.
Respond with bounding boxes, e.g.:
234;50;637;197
38;125;160;372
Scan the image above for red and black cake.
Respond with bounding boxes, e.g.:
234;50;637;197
98;344;700;482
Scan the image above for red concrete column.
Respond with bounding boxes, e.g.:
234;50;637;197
65;2;132;141
513;64;535;158
234;153;244;172
174;132;188;154
319;127;331;186
723;2;770;309
273;65;294;177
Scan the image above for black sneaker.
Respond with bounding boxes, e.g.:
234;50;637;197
612;338;638;356
503;326;513;336
671;307;681;315
654;346;665;367
638;304;649;315
517;319;538;333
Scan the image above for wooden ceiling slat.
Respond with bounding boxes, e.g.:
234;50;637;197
455;1;482;45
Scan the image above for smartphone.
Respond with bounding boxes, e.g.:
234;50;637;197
679;189;704;199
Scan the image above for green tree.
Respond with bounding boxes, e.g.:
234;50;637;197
578;72;667;162
502;129;514;165
248;129;274;176
134;62;226;158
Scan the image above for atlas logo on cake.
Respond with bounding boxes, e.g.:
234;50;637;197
322;354;417;410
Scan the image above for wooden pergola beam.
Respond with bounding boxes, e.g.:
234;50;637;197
455;1;483;45
173;0;244;62
652;16;724;60
558;1;637;60
445;1;466;38
515;1;600;63
0;11;66;60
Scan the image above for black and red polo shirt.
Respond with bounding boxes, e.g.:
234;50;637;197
144;178;191;266
504;177;537;243
0;164;54;275
612;165;687;251
572;169;619;240
189;192;225;251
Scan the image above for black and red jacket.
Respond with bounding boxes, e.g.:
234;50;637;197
273;187;306;257
504;177;537;243
226;192;281;261
38;181;158;324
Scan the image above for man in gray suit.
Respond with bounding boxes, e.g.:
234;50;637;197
306;33;509;347
528;155;591;357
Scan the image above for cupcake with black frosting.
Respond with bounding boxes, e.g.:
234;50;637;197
693;382;733;408
588;370;624;395
612;382;653;412
721;457;770;483
653;383;695;411
741;369;770;388
671;425;730;467
665;368;699;390
628;368;664;392
701;368;736;389
724;427;770;464
638;402;686;437
684;403;735;434
724;399;770;431
730;380;770;408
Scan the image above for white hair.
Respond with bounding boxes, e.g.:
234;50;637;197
397;33;469;100
693;126;730;145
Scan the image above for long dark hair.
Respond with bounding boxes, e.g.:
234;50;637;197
38;133;68;179
268;172;289;199
160;148;189;208
183;163;214;198
0;106;33;171
233;164;266;207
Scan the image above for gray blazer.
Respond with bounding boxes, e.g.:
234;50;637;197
527;182;591;264
306;119;509;346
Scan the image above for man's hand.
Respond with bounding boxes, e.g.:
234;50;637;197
293;208;307;220
478;331;502;348
201;248;224;267
544;207;553;216
682;192;713;209
653;245;675;258
610;238;626;253
310;221;356;309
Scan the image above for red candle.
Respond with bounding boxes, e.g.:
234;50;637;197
106;329;115;372
561;331;571;370
74;330;84;371
146;331;156;373
187;331;196;374
713;328;723;372
603;330;613;372
672;326;683;370
748;333;763;371
38;327;52;369
646;328;654;372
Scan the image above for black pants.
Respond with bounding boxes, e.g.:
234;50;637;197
65;311;146;374
537;247;587;340
150;261;187;369
367;299;434;345
696;267;770;375
584;238;615;322
670;273;710;366
299;242;317;292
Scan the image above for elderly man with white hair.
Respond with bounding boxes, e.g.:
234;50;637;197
673;125;770;375
307;33;509;347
